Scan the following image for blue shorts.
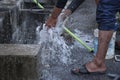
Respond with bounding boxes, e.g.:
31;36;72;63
97;0;120;31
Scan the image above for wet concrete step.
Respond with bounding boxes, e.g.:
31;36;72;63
0;44;41;80
0;17;3;29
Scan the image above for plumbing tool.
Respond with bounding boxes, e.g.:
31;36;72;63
62;18;94;52
33;0;44;9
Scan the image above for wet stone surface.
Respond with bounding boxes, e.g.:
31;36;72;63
0;44;41;80
39;43;120;80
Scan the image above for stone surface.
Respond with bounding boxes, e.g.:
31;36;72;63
0;44;41;80
0;44;40;55
0;0;21;43
0;9;11;43
0;0;17;9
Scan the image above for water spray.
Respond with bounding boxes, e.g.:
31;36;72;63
34;2;93;52
62;18;94;52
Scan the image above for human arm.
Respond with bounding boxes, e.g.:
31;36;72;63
46;0;85;28
45;0;68;28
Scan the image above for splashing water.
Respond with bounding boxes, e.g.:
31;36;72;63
36;15;73;80
36;14;72;66
35;13;95;79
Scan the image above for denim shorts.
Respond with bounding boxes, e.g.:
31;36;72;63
97;0;120;31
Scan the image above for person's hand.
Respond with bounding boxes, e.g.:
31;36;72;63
45;7;62;28
45;9;72;28
45;16;57;28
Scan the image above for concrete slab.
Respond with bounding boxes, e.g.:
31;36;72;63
0;44;41;80
0;44;40;55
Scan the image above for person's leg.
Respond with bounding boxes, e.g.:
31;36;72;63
71;0;120;74
86;31;113;72
86;0;120;72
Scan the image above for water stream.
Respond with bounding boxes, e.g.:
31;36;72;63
9;2;95;79
35;13;94;79
0;0;96;79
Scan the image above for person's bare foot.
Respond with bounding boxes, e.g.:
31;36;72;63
85;60;106;73
71;60;106;75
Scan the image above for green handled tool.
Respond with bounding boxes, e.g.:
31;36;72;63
33;1;93;52
63;26;93;52
33;0;44;9
62;19;93;52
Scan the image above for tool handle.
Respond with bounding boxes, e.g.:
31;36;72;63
33;0;44;9
63;26;93;52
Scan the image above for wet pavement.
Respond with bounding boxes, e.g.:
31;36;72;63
39;0;120;80
39;46;120;80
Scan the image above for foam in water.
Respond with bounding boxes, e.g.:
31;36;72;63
36;24;72;65
36;15;73;80
36;14;72;66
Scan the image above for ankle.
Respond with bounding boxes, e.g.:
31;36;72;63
93;58;105;67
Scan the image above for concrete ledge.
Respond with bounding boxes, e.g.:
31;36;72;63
0;44;40;55
0;44;41;80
